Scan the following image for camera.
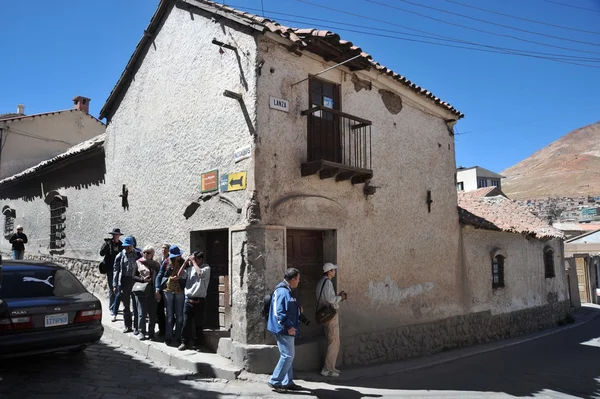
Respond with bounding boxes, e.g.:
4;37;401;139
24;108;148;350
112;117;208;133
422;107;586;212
299;313;311;326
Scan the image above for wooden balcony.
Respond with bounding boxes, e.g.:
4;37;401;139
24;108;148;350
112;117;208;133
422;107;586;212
301;106;373;185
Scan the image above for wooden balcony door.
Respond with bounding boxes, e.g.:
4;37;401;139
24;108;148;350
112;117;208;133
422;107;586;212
309;78;341;163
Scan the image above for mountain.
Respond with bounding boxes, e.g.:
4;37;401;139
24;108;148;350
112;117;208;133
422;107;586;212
501;121;600;200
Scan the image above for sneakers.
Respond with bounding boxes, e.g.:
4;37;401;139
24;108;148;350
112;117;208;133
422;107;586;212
284;383;303;391
320;369;340;377
267;382;284;392
122;327;133;334
111;315;117;322
177;343;188;351
138;334;147;341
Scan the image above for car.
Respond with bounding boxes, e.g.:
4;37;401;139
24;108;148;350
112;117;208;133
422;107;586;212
0;259;103;358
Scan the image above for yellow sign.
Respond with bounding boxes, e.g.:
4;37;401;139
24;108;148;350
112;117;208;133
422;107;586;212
226;171;247;192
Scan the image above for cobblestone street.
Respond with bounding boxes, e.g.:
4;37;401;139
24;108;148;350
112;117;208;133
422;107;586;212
1;311;599;399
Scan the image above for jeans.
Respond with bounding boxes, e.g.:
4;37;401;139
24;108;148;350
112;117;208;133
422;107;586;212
269;334;295;387
135;293;157;336
156;291;166;335
11;250;24;260
182;297;205;346
164;291;184;341
120;278;134;329
107;269;117;316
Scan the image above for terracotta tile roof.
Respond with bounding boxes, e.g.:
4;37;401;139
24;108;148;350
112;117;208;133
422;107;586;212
0;113;25;120
100;0;463;120
0;134;105;187
205;1;463;117
459;186;505;199
0;109;105;125
458;191;563;239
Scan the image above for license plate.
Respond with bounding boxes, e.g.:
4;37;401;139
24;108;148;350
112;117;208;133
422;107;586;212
45;313;68;327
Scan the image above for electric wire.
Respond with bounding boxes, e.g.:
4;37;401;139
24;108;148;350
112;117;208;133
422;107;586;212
441;0;600;35
389;0;600;47
366;0;600;55
543;0;600;14
0;126;75;145
235;5;600;62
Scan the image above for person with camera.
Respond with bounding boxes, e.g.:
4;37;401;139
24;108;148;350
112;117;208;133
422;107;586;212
316;263;347;378
157;245;186;346
177;251;210;351
267;268;303;392
99;228;123;321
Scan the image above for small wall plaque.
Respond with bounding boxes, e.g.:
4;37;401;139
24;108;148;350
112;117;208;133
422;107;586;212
269;96;289;113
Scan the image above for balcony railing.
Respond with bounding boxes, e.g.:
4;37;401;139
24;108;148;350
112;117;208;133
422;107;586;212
301;106;373;184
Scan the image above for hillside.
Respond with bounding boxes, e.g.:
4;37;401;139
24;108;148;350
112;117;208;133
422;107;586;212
501;121;600;200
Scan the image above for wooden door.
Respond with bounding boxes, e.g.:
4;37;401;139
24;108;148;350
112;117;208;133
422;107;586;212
287;229;324;338
576;257;590;303
205;230;229;329
309;78;341;163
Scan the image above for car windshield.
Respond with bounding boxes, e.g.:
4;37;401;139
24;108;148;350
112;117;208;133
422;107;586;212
0;268;87;298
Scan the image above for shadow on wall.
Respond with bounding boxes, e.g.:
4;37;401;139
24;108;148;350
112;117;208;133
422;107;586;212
0;150;106;201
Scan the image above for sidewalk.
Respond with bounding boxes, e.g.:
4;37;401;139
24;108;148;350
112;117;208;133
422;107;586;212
99;300;243;380
100;301;600;383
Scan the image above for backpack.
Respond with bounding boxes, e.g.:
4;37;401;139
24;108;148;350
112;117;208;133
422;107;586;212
261;285;291;320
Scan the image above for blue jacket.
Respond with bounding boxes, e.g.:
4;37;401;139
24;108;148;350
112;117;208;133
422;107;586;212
267;281;300;336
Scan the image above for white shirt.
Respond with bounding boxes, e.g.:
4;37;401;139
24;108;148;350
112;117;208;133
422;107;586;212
181;262;211;298
316;276;342;310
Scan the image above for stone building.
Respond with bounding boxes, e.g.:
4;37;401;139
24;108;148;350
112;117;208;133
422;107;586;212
0;0;571;372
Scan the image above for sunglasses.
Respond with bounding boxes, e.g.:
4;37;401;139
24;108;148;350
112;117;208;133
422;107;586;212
143;251;152;255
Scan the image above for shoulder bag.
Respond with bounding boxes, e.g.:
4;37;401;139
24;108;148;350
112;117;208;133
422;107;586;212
98;260;108;275
315;279;337;325
132;281;151;296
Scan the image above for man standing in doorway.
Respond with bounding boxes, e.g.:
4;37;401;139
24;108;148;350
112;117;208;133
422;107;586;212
178;251;210;351
100;228;123;321
316;262;347;378
113;236;141;333
9;225;28;260
267;268;302;391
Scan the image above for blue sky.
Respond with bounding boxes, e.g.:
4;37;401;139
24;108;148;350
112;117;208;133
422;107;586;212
1;0;599;172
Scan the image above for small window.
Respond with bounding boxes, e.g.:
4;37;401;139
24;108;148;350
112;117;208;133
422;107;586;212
2;206;15;238
457;182;464;191
490;180;499;187
478;178;488;188
544;247;555;278
49;196;67;252
492;255;505;289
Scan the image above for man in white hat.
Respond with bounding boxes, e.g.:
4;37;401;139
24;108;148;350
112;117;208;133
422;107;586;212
316;262;347;377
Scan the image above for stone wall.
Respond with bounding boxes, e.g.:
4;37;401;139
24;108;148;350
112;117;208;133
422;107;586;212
4;252;108;300
342;300;571;366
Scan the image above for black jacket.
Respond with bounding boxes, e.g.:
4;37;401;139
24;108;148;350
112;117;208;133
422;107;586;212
9;232;28;251
99;239;123;271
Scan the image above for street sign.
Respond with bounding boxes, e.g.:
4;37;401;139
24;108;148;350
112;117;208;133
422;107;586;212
220;174;229;193
201;170;218;193
224;171;246;192
269;96;289;112
234;145;252;163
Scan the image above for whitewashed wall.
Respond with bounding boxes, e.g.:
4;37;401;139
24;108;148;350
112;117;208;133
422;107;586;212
254;36;465;337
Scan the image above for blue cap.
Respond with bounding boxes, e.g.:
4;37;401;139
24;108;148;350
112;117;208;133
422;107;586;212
122;236;135;247
168;245;184;259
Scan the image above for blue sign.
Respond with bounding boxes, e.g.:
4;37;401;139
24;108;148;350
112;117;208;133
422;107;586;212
220;174;229;193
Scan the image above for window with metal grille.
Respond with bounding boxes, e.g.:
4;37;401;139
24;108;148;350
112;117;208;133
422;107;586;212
492;255;505;289
544;247;555;278
49;196;66;251
2;206;15;238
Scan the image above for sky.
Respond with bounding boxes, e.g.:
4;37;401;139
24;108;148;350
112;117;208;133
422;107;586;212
0;0;599;173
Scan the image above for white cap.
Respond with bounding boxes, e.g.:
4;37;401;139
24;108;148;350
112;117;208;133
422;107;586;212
16;225;23;230
323;262;338;273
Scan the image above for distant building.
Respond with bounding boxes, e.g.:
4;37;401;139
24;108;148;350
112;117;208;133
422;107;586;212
456;166;504;192
0;96;105;179
581;207;600;221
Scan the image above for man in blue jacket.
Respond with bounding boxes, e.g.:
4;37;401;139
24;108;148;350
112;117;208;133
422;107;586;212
267;268;302;391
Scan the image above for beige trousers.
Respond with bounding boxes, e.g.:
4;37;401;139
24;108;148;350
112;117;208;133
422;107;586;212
324;313;340;371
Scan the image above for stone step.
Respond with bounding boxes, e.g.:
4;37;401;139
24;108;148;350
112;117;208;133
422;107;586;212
100;302;242;380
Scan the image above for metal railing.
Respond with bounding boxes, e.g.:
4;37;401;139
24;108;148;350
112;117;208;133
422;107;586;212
301;106;372;170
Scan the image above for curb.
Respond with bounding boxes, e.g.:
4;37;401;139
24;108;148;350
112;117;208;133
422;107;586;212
100;306;242;380
292;306;600;383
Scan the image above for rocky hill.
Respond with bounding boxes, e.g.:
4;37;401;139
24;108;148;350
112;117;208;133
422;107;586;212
501;121;600;200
